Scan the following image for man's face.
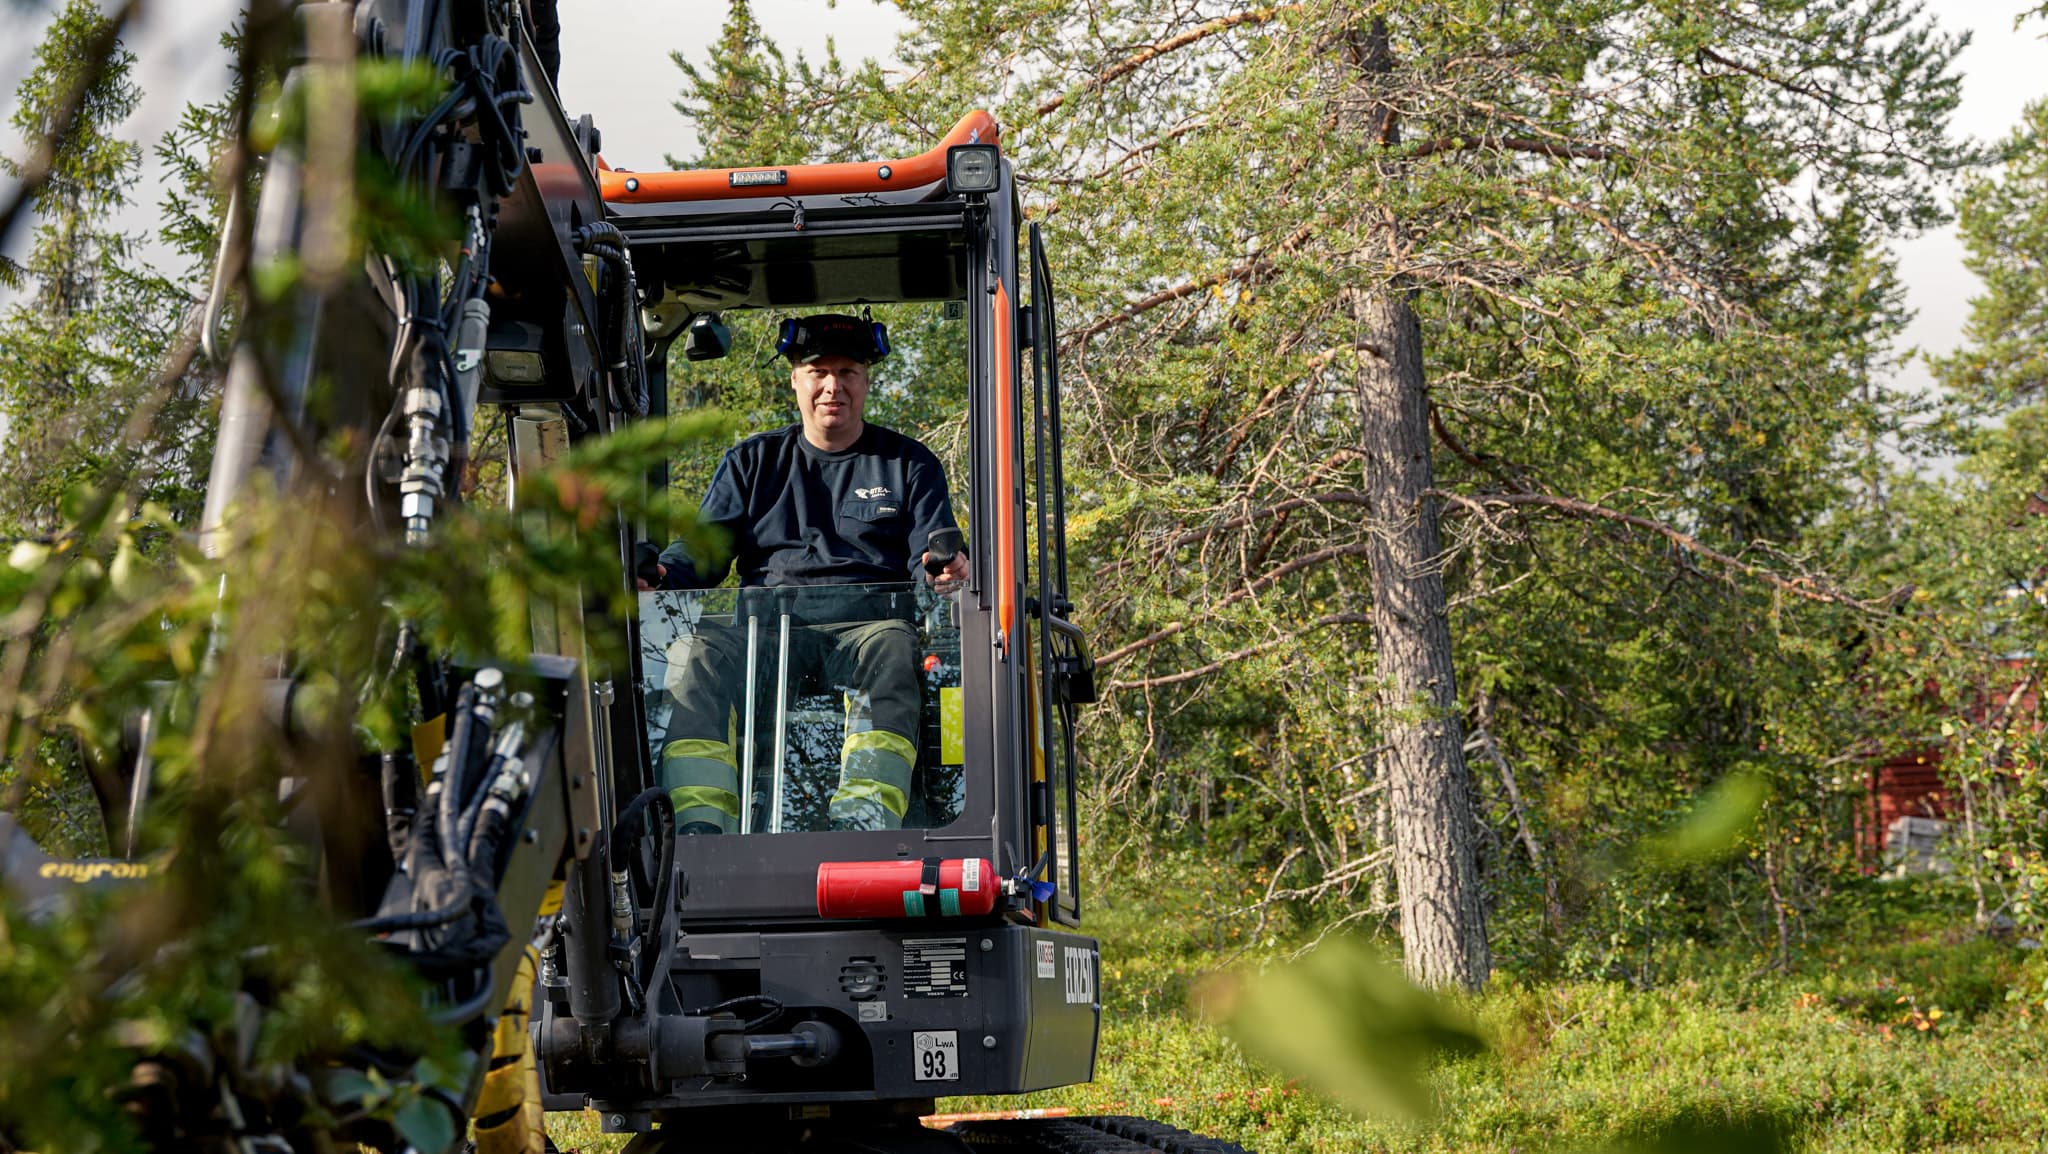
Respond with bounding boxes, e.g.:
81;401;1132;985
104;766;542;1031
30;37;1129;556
791;354;869;436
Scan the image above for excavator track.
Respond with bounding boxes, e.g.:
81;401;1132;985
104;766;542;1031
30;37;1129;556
948;1115;1254;1154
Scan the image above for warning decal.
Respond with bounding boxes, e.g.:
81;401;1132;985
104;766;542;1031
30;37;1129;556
903;937;969;998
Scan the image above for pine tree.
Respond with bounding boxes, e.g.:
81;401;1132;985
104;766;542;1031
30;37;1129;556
670;0;796;170
0;0;222;533
1931;101;2048;416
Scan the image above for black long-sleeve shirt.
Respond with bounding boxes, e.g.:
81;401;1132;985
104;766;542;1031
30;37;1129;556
657;423;959;589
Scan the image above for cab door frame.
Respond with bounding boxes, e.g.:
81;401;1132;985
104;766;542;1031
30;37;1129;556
1026;219;1087;927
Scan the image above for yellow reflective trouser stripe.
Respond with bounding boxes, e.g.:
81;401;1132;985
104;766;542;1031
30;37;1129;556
664;736;740;830
843;727;917;767
830;778;909;821
837;729;915;820
663;737;737;769
670;784;741;819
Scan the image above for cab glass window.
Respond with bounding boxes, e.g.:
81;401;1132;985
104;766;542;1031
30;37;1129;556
638;301;970;836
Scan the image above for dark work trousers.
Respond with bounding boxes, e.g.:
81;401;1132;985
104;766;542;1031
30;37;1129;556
661;616;920;832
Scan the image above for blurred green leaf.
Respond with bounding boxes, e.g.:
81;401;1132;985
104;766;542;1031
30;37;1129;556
352;59;444;118
392;1089;456;1153
1210;937;1486;1120
319;1069;379;1108
1639;769;1769;867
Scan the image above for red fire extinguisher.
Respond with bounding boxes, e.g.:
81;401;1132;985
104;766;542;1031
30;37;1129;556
817;857;998;919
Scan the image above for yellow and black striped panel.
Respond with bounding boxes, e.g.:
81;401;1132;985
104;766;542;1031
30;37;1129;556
473;883;557;1154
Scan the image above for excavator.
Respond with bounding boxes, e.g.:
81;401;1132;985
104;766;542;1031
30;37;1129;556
0;4;1251;1152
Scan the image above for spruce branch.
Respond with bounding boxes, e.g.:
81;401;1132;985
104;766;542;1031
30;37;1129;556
1105;612;1371;691
0;0;144;258
1434;488;1904;611
1034;4;1303;118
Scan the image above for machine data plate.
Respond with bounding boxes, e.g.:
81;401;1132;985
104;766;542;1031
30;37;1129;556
903;937;968;997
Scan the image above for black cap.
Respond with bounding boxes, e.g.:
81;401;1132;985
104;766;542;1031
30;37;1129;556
777;313;889;364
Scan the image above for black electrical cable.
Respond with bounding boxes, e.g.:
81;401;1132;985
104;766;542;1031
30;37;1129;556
383;268;418;387
443;253;472;329
684;995;785;1032
455;721;522;865
464;788;508;872
400;36;525;198
558;397;591;435
608;790;669;890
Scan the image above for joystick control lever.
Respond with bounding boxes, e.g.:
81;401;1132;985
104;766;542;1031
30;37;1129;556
925;528;964;577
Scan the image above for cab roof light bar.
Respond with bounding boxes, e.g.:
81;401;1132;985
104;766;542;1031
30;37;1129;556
599;110;1000;205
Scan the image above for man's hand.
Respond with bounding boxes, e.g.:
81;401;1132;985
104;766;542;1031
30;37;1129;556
634;541;668;591
923;551;968;595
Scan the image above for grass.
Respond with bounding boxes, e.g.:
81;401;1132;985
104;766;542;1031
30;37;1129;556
547;853;2048;1153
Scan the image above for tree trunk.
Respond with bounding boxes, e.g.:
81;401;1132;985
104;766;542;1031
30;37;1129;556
1350;288;1490;989
1342;15;1490;990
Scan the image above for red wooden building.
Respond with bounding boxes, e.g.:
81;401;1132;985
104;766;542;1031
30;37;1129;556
1860;657;2039;869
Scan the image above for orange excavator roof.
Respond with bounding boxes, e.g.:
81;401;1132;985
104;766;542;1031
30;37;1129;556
597;110;999;206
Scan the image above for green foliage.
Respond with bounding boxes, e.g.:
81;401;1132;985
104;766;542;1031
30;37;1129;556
1930;100;2048;414
0;404;732;1148
935;850;2048;1154
666;0;887;171
1887;95;2048;941
1638;769;1769;868
1208;937;1486;1121
0;0;224;532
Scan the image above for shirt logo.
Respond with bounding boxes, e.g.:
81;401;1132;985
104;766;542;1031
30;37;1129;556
856;486;893;499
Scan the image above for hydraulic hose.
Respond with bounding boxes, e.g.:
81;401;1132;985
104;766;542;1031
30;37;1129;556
380;749;417;863
608;787;676;990
575;221;647;416
352;884;471;933
435;683;480;876
459;716;527;867
430;976;498;1026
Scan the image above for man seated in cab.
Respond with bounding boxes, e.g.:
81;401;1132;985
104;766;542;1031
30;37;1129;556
640;313;969;834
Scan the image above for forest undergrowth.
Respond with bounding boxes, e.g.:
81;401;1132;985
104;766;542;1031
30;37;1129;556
550;847;2048;1154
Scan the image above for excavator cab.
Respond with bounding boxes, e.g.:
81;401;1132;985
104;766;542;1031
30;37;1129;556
526;113;1104;1142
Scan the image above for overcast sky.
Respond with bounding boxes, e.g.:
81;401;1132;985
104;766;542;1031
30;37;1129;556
0;0;2039;399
